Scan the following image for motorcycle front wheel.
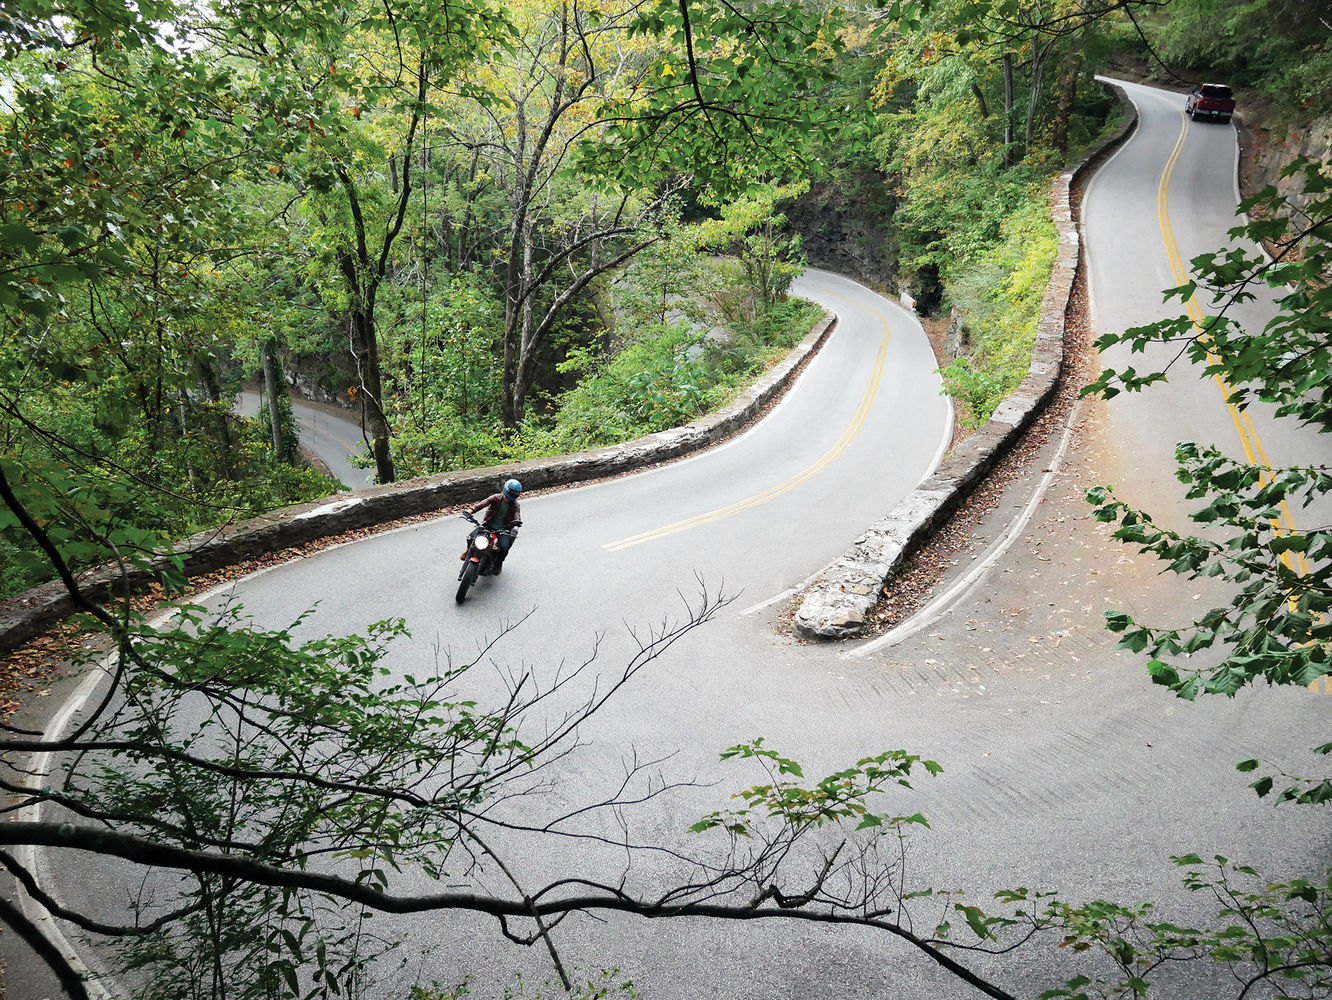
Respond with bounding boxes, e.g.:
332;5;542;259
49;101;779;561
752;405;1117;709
456;560;480;603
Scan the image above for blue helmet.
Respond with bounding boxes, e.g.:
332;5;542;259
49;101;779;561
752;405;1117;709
503;478;522;500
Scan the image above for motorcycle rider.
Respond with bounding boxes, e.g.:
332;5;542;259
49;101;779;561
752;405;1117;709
465;478;522;573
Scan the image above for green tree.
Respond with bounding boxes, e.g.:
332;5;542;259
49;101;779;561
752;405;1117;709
698;181;809;323
0;3;337;594
190;0;511;483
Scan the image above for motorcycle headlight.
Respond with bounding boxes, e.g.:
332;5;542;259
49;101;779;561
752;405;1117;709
473;534;490;551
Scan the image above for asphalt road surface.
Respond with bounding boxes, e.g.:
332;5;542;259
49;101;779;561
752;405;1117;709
1085;79;1332;534
236;389;376;489
17;82;1332;1000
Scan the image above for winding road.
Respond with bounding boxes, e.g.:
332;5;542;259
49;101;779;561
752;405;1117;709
19;80;1332;999
235;389;376;489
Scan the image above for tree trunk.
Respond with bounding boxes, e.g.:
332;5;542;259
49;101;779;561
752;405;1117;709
971;82;989;119
196;354;236;476
1002;53;1015;167
501;244;523;429
1051;51;1082;153
519;219;535;413
501;98;530;429
349;303;395;484
325;59;428;484
1025;40;1049;153
175;398;195;488
261;340;284;457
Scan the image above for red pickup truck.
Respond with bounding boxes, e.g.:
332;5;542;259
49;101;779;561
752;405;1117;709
1185;83;1235;123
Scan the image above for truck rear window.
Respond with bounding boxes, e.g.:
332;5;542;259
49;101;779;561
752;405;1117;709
1201;85;1233;99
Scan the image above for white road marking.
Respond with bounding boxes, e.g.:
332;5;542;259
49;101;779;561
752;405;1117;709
16;665;115;999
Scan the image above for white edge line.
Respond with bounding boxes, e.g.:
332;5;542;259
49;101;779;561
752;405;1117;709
738;586;798;617
1232;116;1243;209
17;665;116;1000
926;392;954;488
843;395;1086;659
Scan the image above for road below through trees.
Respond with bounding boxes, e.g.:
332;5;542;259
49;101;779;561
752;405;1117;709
235;389;375;489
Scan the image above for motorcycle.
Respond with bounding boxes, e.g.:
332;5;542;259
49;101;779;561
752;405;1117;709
455;512;519;604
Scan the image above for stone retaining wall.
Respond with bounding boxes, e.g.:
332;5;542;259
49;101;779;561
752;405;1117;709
791;90;1139;640
0;313;834;654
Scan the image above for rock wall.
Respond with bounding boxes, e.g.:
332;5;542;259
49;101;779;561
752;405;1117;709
787;178;899;294
1241;113;1332;216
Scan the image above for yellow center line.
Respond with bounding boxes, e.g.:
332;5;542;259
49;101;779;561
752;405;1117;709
1159;116;1287;498
1157;109;1320;687
603;290;893;552
1156;119;1258;456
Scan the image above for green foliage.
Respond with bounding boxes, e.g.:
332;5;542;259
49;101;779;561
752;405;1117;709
578;1;853;197
925;179;1057;423
0;451;174;588
0;1;346;595
691;738;942;836
0;36;245;321
517;298;822;457
52;599;537;999
4;575;824;998
1088;446;1332;699
615;205;711;331
698;182;810;322
1043;856;1332;999
381;270;506;478
1236;742;1332;806
855;0;1098;422
1141;0;1332;115
0;397;338;599
938;357;1004;429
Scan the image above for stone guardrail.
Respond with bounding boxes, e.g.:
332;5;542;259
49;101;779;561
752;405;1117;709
0;313;834;654
792;86;1139;639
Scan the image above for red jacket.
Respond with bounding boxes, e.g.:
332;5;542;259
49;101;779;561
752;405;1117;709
469;493;522;530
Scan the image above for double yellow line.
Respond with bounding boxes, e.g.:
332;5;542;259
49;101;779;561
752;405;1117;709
1158;111;1323;691
1157;119;1276;483
603;291;892;552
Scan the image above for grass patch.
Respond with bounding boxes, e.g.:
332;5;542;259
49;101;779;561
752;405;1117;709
938;185;1058;428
